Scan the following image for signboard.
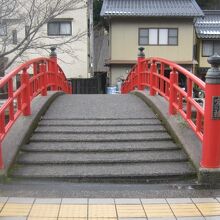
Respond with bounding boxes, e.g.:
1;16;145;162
212;96;220;119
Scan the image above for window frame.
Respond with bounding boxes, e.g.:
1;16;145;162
139;28;149;45
0;23;7;36
202;40;220;57
138;28;178;46
202;40;214;57
159;28;169;45
168;28;178;46
47;20;72;36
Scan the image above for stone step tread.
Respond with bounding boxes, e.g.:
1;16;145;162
21;141;180;152
17;150;188;164
38;118;162;126
42;117;157;120
30;132;172;142
42;94;156;119
35;125;166;133
11;162;196;178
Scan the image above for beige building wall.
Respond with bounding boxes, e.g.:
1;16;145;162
109;17;195;85
111;17;194;61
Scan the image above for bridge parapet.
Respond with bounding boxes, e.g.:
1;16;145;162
121;48;220;169
0;48;72;169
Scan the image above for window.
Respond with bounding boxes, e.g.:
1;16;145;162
0;23;7;36
48;20;72;36
159;29;168;45
168;29;178;45
149;29;158;45
139;29;149;45
12;30;17;44
139;28;178;46
202;40;220;57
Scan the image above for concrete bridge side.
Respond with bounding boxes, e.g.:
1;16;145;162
132;90;220;184
0;91;64;177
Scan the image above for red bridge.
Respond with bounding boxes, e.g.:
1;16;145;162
0;48;220;184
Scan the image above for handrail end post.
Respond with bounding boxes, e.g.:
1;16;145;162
49;47;58;91
137;47;145;90
201;53;220;168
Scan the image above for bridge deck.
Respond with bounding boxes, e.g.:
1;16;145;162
10;94;196;183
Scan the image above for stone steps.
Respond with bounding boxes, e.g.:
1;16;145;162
29;132;172;142
17;150;188;165
21;140;180;152
35;124;166;133
38;118;161;126
12;162;196;183
10;94;196;183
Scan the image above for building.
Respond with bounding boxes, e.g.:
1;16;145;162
101;0;203;86
0;0;89;79
195;10;220;80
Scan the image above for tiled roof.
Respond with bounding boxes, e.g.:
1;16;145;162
100;0;203;17
195;10;220;39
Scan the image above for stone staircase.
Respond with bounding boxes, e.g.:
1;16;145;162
10;94;196;183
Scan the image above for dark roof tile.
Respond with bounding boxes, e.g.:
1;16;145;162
195;10;220;39
101;0;203;17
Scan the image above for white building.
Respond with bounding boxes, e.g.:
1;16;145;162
0;0;89;79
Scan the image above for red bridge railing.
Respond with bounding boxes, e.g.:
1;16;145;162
0;48;72;169
121;48;220;169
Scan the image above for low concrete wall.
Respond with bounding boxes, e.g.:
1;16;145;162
132;91;202;168
0;91;64;178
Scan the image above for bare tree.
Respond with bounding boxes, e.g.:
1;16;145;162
0;0;87;72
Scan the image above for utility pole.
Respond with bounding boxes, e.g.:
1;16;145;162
89;0;94;77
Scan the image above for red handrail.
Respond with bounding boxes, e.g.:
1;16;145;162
0;54;72;169
121;54;213;167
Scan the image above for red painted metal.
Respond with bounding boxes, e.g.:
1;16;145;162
121;55;210;167
201;84;220;168
0;56;72;169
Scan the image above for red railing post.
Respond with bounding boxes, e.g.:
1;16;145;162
150;60;156;96
21;68;31;116
201;54;220;168
49;47;58;91
40;62;47;96
137;47;145;90
0;143;4;169
169;69;178;115
0;114;5;169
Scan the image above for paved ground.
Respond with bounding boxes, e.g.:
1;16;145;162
0;180;220;197
0;197;220;219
